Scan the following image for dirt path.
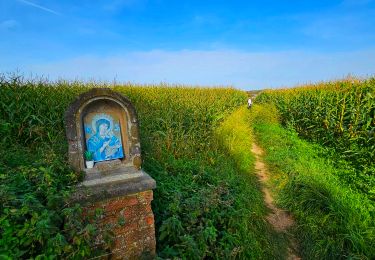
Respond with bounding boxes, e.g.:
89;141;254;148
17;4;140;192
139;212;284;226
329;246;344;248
251;143;301;260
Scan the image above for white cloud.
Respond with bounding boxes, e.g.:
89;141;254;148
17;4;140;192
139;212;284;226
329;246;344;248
0;20;19;30
8;49;375;90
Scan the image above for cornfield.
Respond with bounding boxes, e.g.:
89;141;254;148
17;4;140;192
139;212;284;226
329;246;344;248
1;76;283;259
256;77;375;197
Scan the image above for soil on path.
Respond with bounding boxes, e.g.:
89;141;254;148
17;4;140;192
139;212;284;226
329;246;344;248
251;143;301;260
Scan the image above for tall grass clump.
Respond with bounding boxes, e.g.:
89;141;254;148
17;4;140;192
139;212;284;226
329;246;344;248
256;78;375;198
0;75;282;258
251;104;375;259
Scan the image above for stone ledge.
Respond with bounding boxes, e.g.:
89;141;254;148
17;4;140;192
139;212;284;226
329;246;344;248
72;170;156;203
82;170;143;186
84;164;140;181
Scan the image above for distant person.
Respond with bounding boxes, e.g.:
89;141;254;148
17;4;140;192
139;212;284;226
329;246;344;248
247;97;253;109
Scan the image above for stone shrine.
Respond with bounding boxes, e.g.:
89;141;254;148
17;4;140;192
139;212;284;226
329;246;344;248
65;88;156;259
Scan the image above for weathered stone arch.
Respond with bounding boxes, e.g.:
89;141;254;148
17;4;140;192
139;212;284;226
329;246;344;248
65;88;141;172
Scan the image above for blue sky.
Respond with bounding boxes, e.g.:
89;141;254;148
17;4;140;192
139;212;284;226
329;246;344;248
1;0;375;89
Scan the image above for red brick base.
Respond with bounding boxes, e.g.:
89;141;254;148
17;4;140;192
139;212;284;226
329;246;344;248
85;191;156;259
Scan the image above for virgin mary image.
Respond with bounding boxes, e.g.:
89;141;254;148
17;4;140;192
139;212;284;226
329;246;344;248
85;115;124;162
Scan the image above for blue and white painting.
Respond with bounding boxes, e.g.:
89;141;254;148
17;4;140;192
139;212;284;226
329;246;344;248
83;113;124;162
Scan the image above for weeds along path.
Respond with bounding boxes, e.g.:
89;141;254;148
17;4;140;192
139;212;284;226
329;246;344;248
251;143;300;260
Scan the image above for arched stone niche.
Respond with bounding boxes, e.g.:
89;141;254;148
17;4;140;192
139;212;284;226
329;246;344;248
65;88;141;173
65;89;156;259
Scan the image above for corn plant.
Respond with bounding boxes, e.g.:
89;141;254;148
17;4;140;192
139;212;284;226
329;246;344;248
256;77;375;198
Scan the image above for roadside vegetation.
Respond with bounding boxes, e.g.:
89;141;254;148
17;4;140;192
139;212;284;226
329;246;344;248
251;82;375;258
0;75;283;259
256;78;375;199
3;73;372;259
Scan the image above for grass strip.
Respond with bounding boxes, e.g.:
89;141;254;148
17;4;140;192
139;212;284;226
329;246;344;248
214;106;287;259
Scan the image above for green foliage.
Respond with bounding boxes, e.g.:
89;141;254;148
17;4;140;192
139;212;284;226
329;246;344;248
0;75;282;258
251;104;375;259
83;151;93;161
149;106;286;259
256;78;375;198
0;143;112;258
214;106;287;258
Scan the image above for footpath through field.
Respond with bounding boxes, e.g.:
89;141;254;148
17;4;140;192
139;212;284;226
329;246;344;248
248;101;375;259
251;142;300;260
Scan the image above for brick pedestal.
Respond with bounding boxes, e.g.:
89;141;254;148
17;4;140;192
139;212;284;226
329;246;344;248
86;191;155;259
74;169;156;259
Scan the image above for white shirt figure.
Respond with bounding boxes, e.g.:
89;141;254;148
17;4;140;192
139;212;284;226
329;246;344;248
247;98;252;108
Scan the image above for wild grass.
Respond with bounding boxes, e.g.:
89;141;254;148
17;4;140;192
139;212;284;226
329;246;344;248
251;104;375;259
215;106;287;259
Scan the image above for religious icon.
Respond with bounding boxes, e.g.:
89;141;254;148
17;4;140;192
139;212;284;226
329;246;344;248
83;113;124;162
